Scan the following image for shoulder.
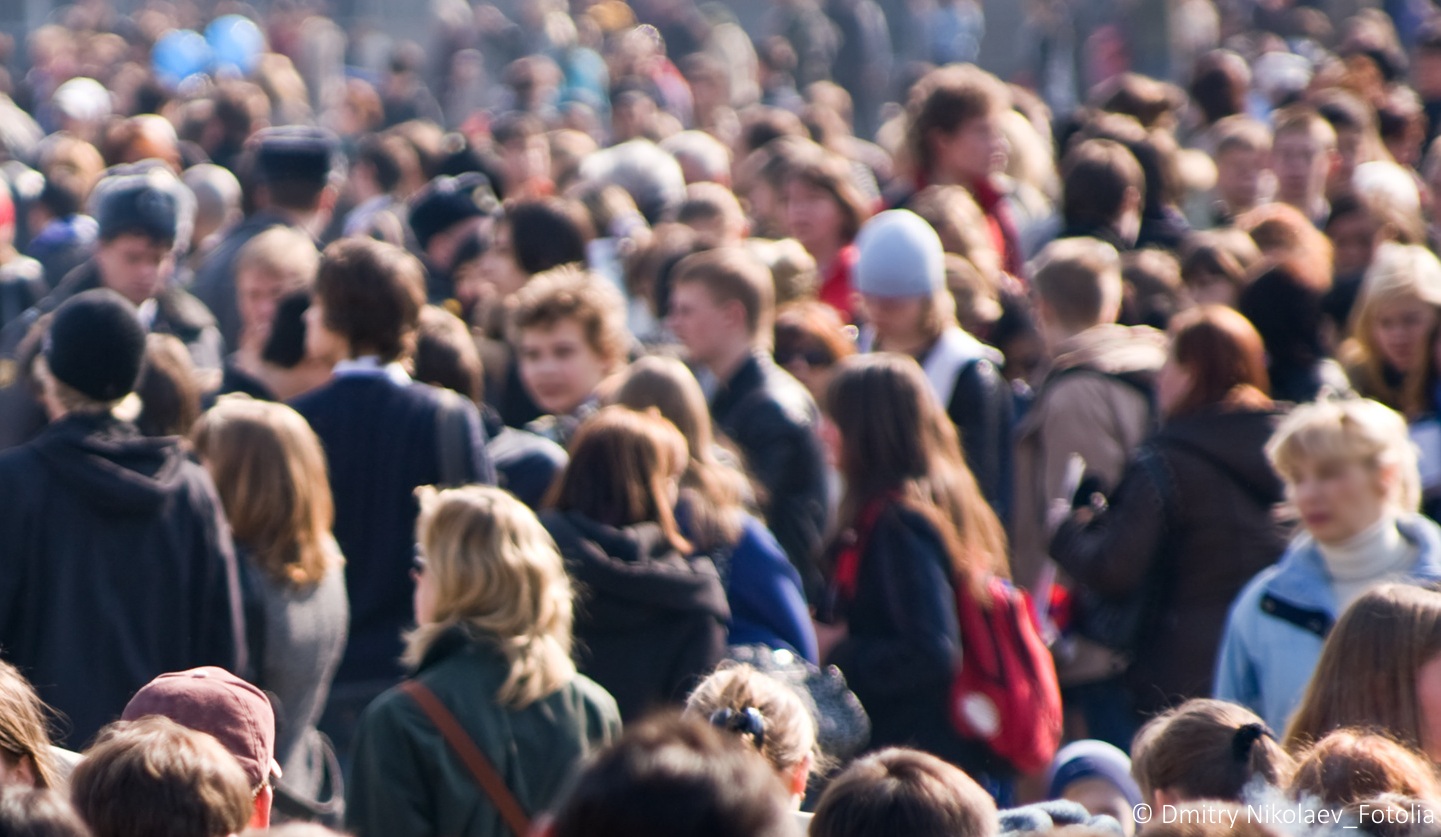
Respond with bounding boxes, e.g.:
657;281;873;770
566;673;623;726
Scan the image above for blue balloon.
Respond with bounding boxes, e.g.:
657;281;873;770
206;15;264;77
152;29;212;89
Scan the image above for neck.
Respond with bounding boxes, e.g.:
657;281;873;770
707;342;757;385
1316;511;1407;581
875;328;936;359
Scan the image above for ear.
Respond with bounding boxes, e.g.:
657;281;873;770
722;298;749;333
789;753;813;798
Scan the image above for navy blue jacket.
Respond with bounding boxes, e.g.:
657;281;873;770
292;373;495;685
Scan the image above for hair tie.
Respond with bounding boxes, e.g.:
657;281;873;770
1232;723;1273;762
709;707;766;750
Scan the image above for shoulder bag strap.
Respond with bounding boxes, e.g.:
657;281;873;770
399;680;531;837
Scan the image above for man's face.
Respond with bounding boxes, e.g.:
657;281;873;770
95;234;173;306
517;318;610;417
1215;146;1267;212
1272;130;1332;208
667;281;736;367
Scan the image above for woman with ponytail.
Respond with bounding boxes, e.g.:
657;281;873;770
1130;699;1294;808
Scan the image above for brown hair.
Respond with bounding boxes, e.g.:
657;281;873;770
784;147;871;244
1141;802;1286;837
905;65;1010;179
1179;229;1262;299
235;226;320;288
508;265;629;368
70;717;252;837
1061;138;1145;230
611;356;749;551
0;663;61;790
1284;585;1441;755
314;238;426;363
1272;106;1339;151
1287;729;1441;807
1031;236;1125;332
810;748;999;837
1235;203;1335;293
134;334;201;438
671;247;777;342
774;300;857;369
1091;73;1185;130
907;185;1002;285
414;305;484;403
1166;305;1273;417
546;406;692;555
684;663;821;780
0;787;93;837
191;396;340;588
1212;115;1274;158
1131;699;1294;803
825;354;1008;601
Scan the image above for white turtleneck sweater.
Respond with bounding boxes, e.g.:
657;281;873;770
1317;513;1415;612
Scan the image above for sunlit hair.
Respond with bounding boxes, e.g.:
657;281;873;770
1265;398;1421;514
684;663;820;780
1284;584;1441;755
1341;243;1441;414
611;356;748;550
1287;729;1441;807
824;354;1008;601
406;485;576;709
0;662;60;790
1131;698;1293;803
191;396;340;588
1166;305;1272;417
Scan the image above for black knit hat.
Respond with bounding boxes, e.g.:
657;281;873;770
44;289;147;401
93;168;189;245
253;126;342;187
408;173;499;250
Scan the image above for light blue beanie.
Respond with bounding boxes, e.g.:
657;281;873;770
853;209;945;298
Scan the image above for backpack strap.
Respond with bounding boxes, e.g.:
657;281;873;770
399;680;531;837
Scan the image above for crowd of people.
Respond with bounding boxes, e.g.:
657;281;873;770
10;0;1441;834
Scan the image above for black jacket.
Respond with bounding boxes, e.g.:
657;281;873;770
709;351;830;599
542;510;729;722
190;211;295;349
0;414;246;747
825;501;1002;778
1050;406;1292;712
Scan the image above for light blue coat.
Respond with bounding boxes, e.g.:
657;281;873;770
1213;515;1441;731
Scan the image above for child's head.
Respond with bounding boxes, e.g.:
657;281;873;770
1131;699;1293;807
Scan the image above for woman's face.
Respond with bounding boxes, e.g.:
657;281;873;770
774;341;837;402
476;221;529;301
1289;457;1392;545
783;179;845;255
1416;651;1441;761
303;298;348;366
518;318;610;417
861;294;928;348
1372;298;1438;374
1157;355;1194;417
412;549;437;626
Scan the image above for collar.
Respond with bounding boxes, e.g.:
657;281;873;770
1264;514;1441;614
332;356;412;385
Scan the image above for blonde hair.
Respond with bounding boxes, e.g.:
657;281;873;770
1266;398;1421;514
0;662;61;790
1341;243;1441;412
191;396;340;588
33;356;141;421
684;663;821;779
406;485;576;709
235;226;321;288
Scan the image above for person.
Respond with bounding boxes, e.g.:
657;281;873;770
217;227;322;401
192;126;341;349
347;486;621;837
120;667;283;831
1283;584;1441;760
1;166;222;373
1130;699;1293;808
1237;261;1350;404
1214;399;1441;732
1057;139;1146;252
1198;116;1272;228
683;663;821;819
782;144;870;320
69;717;252;837
541;406;729;721
1049;306;1290;730
133;333;202;438
1340;243;1441;412
1046;740;1143;837
1270;106;1339;227
190;398;349;819
508;265;629;446
0;662;64;791
815;353;1009;780
406;173;499;305
809;748;999;837
545;713;800;837
0;175;45;331
852;209;1014;518
0;289;245;748
1286;729;1441;807
289;238;494;756
612;356;817;661
667;246;831;598
0;786;91;837
772;299;856;402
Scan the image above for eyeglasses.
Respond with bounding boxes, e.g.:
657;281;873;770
775;347;835;368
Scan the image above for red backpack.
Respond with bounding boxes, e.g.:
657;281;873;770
832;497;1063;775
948;576;1063;775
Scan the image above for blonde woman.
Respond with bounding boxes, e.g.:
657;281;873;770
191;396;348;814
1214;399;1441;732
346;486;621;837
1339;242;1441;412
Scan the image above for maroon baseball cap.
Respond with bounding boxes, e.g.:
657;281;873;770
122;667;280;789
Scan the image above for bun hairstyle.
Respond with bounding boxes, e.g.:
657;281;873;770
1131;699;1294;803
684;663;823;781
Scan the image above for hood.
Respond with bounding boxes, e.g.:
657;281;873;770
544;510;731;626
1157;407;1287;506
31;414;189;516
1051;324;1168;378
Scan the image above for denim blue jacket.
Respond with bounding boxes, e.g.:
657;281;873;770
1213;514;1441;730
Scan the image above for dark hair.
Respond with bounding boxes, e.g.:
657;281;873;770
260;289;311;368
70;717;252;837
38;169;87;218
784;146;871;244
548;713;796;837
355;133;416;195
1167;305;1272;416
1091;73;1183;130
1188;50;1251;126
774;300;856;370
1131;699;1292;803
810;748;998;837
671;247;776;341
505;198;593;276
314;238;426;363
134;333;201;438
1062;138;1145;230
414;305;483;403
0;787;92;837
905;65;1009;178
1237;261;1328;378
1287;729;1441;808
